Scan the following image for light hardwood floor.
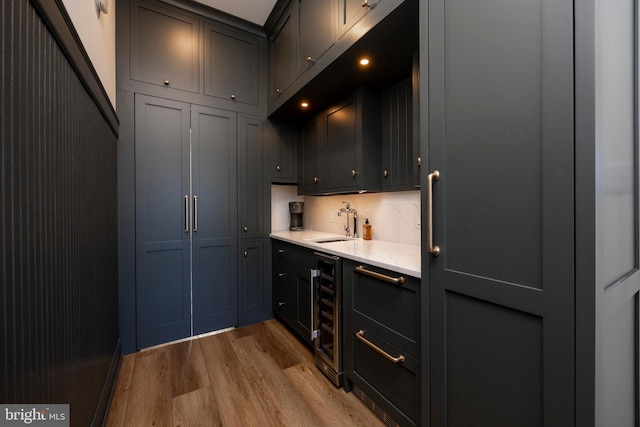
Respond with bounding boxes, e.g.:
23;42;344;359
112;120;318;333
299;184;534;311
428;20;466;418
106;319;384;427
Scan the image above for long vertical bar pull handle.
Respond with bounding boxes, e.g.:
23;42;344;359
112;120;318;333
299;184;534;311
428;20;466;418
193;195;198;233
184;195;189;233
310;269;320;341
427;170;440;256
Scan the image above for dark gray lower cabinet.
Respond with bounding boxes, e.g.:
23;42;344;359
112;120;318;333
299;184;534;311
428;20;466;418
342;259;420;426
271;240;314;345
239;239;267;326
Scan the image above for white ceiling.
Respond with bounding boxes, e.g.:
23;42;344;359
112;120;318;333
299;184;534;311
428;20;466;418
192;0;278;26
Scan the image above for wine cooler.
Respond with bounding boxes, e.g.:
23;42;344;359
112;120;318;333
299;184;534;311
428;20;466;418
311;252;342;387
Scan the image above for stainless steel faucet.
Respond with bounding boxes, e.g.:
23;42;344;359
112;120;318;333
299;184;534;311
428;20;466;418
337;201;358;238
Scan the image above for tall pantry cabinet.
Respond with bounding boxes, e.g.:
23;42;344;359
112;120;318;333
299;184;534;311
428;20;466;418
421;0;640;425
117;0;270;352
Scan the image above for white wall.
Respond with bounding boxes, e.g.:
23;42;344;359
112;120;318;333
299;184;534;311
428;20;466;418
272;185;421;247
61;0;117;109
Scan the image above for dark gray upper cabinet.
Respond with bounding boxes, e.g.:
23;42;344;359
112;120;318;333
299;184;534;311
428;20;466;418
298;114;325;194
239;115;265;239
269;1;298;104
204;23;261;106
337;0;373;38
382;77;419;191
271;121;297;183
299;87;382;195
297;0;335;73
129;1;200;92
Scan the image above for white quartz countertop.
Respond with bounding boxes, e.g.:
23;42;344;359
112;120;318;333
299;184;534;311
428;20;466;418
270;230;421;279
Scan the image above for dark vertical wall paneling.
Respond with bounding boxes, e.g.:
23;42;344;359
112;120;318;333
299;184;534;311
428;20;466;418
1;1;119;426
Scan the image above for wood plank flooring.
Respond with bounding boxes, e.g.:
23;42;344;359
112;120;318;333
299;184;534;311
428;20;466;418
106;320;384;427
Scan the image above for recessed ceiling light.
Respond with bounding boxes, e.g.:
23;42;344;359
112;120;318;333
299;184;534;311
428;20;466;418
359;58;370;66
300;101;309;108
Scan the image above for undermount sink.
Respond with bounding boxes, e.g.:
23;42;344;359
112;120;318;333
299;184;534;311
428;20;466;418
310;237;358;243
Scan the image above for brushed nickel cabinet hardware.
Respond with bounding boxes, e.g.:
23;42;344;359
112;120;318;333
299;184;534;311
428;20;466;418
314;176;319;183
417;156;421;166
276;88;283;94
427;170;440;256
276;165;281;172
184;195;189;233
230;94;236;100
277;249;286;253
278;273;287;277
384;170;388;177
355;265;405;285
355;330;405;363
164;80;170;85
362;0;370;7
306;56;315;63
351;169;357;177
193;195;198;232
243;251;248;257
278;301;287;307
243;226;248;232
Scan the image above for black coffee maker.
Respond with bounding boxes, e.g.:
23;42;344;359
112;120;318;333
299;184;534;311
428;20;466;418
289;202;304;231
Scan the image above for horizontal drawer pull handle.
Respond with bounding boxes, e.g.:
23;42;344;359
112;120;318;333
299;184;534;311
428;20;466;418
355;330;405;363
278;273;287;277
354;265;404;284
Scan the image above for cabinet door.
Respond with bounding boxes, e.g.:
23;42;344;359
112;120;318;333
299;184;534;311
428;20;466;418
135;95;191;349
337;0;371;38
273;122;297;183
239;116;264;238
239;239;267;326
382;78;415;191
294;247;315;344
325;96;360;190
269;1;298;103
204;23;260;106
298;114;324;194
298;0;335;72
130;1;200;92
426;0;574;425
191;105;238;335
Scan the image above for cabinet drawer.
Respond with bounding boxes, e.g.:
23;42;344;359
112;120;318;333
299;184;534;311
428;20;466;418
343;260;420;358
272;240;294;262
344;318;420;426
272;258;293;291
273;286;294;322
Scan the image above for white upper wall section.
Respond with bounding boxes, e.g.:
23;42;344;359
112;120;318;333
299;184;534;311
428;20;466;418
194;0;277;25
61;0;117;109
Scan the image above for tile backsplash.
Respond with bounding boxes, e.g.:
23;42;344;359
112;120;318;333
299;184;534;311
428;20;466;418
271;185;421;247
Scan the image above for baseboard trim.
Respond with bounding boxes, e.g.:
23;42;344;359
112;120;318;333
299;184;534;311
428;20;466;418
92;340;122;427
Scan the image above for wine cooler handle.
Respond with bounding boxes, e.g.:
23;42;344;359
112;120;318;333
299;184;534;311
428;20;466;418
310;268;320;341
